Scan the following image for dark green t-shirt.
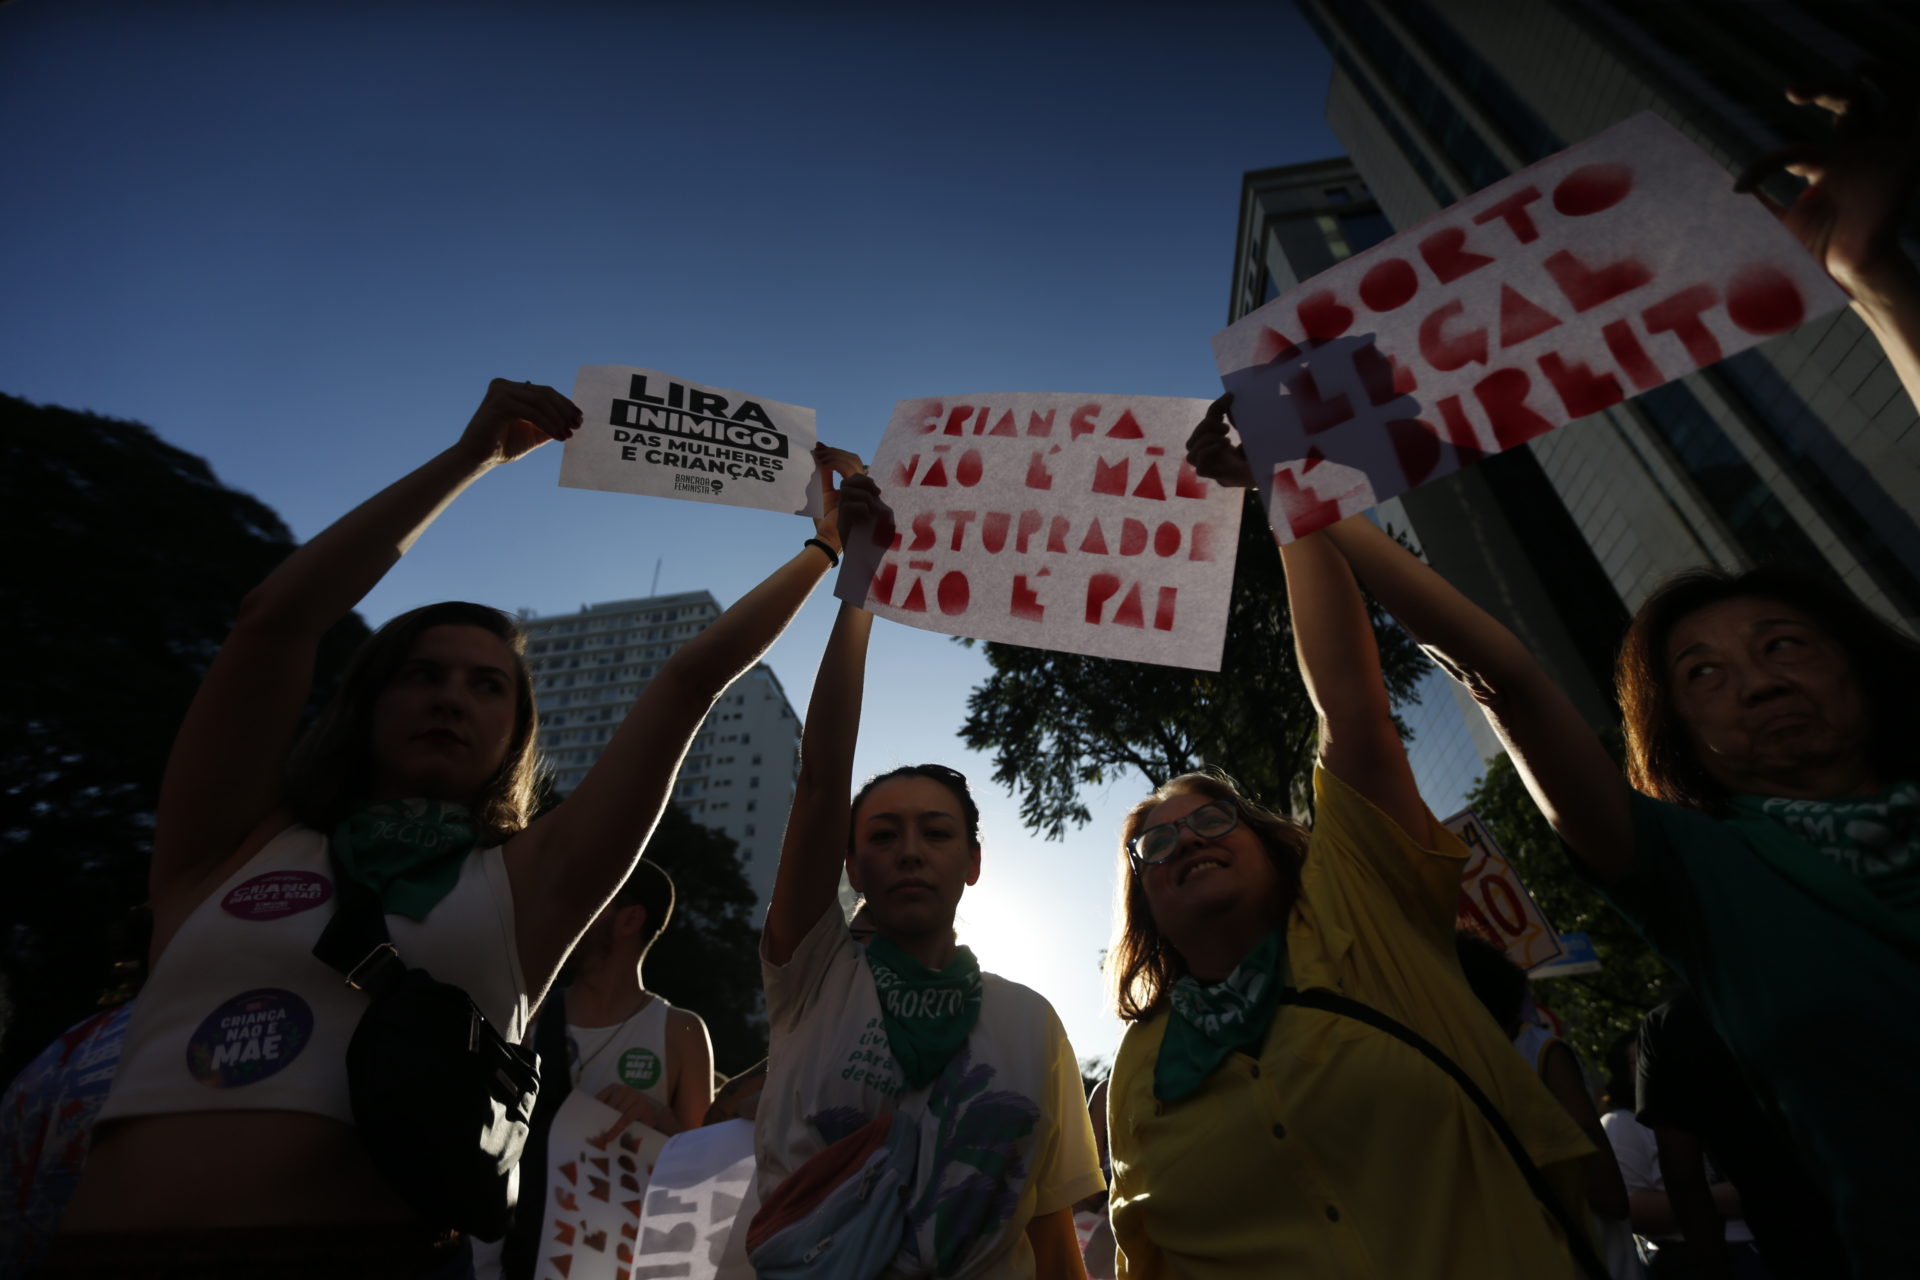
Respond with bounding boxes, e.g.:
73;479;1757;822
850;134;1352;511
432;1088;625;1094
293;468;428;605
1593;795;1920;1278
1727;781;1920;912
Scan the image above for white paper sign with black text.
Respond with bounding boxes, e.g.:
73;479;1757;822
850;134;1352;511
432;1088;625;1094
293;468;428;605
837;393;1242;670
561;365;823;516
1212;113;1845;543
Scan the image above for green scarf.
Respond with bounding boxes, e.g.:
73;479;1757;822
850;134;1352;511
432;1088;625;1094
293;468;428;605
1729;782;1920;914
864;934;984;1091
331;799;480;921
1155;929;1287;1103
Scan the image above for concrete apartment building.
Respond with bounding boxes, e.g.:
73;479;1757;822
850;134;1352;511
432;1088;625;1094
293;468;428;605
519;591;801;907
1233;0;1920;815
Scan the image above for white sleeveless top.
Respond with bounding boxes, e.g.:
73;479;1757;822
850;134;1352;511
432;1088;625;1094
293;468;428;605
97;824;527;1126
565;994;672;1103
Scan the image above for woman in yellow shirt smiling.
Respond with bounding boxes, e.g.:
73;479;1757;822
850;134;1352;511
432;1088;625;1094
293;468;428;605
1102;397;1599;1280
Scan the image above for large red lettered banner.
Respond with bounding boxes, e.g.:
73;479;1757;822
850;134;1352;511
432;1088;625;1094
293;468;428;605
836;394;1242;670
1212;113;1846;542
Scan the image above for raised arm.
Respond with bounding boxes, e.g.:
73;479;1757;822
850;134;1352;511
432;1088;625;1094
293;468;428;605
1187;396;1423;832
1279;531;1426;838
1187;394;1634;878
508;449;865;996
152;379;579;908
763;472;888;964
1318;514;1634;878
1739;66;1920;417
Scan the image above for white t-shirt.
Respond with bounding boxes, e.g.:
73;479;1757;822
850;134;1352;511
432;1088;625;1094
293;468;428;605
757;905;1104;1278
566;992;673;1105
1602;1107;1754;1254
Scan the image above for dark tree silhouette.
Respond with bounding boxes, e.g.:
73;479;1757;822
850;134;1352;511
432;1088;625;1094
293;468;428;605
960;492;1431;836
0;393;369;1084
635;804;767;1076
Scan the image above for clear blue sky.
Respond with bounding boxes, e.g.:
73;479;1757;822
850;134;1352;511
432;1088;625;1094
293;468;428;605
1;0;1340;1064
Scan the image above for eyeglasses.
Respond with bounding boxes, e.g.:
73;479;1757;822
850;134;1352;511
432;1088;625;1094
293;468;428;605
1128;799;1241;868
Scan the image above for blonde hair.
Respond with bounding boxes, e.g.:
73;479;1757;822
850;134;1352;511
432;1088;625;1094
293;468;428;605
285;601;544;843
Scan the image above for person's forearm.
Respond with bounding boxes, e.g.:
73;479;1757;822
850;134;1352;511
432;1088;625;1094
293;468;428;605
658;546;833;701
1849;258;1920;418
796;602;873;799
1656;1130;1730;1263
1321;512;1634;873
1278;529;1393;728
1318;516;1539;703
764;601;872;962
241;445;493;635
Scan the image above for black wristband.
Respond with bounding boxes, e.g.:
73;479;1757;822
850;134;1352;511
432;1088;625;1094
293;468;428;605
805;537;840;568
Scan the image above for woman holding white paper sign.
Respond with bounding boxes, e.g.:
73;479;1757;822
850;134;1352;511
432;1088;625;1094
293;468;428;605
1102;441;1602;1279
1232;72;1920;1280
55;379;855;1276
751;460;1104;1280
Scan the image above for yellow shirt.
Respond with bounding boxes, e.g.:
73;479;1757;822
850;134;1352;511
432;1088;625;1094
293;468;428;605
1108;765;1593;1279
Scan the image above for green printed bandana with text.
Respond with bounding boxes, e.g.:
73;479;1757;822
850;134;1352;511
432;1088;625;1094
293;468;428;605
1730;781;1920;912
331;798;479;921
864;934;984;1091
1155;929;1286;1102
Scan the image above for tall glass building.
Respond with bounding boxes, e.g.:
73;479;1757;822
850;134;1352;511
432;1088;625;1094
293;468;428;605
1234;0;1920;814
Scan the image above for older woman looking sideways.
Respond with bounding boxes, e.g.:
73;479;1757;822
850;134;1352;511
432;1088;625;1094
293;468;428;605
1103;500;1598;1280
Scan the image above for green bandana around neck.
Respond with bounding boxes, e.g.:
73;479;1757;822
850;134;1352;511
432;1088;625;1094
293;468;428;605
1155;928;1287;1103
864;934;985;1091
1729;782;1920;914
331;798;480;921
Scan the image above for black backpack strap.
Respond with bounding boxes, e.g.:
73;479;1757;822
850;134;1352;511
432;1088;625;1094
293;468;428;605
502;994;576;1279
312;858;408;997
1280;987;1610;1280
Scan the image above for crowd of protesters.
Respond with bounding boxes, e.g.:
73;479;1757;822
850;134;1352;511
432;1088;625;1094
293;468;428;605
4;71;1919;1280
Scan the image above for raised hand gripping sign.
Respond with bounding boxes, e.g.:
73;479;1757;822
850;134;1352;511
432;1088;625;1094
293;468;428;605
561;365;824;516
1212;112;1847;542
836;394;1243;670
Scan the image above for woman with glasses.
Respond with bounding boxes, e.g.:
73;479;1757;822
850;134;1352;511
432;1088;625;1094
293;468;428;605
752;464;1103;1279
1103;424;1598;1279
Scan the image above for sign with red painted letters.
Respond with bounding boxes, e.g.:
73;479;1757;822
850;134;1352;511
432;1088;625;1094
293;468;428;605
1443;807;1566;973
1213;113;1846;543
836;394;1243;670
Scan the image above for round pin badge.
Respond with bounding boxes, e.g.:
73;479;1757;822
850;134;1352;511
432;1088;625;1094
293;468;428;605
187;988;314;1087
618;1047;662;1090
221;870;333;922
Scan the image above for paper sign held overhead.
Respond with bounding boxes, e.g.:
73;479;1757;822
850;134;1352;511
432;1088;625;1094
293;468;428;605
1213;112;1846;543
836;393;1244;670
1444;808;1566;972
561;365;823;516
